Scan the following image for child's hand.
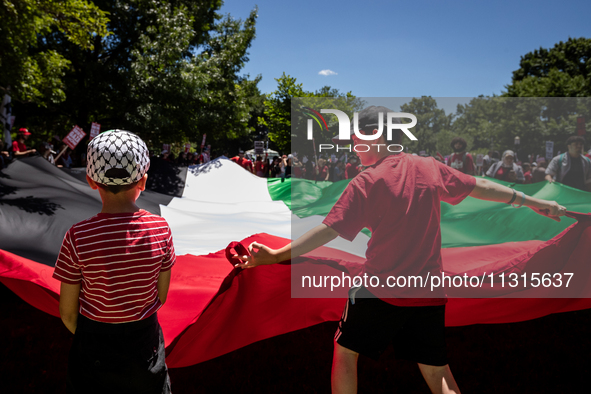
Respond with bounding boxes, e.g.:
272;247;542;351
234;242;278;269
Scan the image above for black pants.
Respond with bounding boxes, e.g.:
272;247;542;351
67;313;171;394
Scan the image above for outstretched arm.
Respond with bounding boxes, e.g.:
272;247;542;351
235;224;339;269
469;177;566;221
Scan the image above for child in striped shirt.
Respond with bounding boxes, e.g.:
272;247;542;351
53;130;175;394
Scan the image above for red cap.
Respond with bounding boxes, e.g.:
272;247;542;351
18;128;31;136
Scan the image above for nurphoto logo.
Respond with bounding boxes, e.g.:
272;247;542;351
304;109;418;153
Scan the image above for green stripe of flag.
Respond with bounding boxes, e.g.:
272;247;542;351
268;177;590;248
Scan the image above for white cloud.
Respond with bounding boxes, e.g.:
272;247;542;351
318;69;337;76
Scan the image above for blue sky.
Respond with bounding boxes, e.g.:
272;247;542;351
220;0;591;99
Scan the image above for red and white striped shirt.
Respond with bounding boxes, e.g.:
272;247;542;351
53;210;176;323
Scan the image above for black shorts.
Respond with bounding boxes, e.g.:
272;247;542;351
66;313;171;394
334;287;448;366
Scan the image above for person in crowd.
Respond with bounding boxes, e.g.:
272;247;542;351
292;154;303;178
0;138;10;168
203;146;211;163
161;151;172;163
486;150;525;183
231;149;254;173
12;128;36;158
332;160;345;182
482;150;499;175
316;157;330;181
38;142;56;165
447;137;475;175
177;151;188;166
53;130;174;393
545;136;591;191
532;157;548;183
57;145;73;168
303;158;315;180
270;156;281;177
345;156;361;179
234;106;566;394
255;156;266;177
521;162;533;184
284;154;292;178
278;155;287;178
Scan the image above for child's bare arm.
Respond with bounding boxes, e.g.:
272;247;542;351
157;269;172;304
59;282;80;334
234;224;339;269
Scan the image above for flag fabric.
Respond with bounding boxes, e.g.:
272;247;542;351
1;156;591;368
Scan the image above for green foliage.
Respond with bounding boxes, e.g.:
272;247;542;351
260;73;363;153
504;37;591;97
0;0;110;105
259;73;308;153
452;96;591;158
400;96;453;154
10;0;263;152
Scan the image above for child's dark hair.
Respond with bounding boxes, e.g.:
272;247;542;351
565;135;585;146
96;168;141;194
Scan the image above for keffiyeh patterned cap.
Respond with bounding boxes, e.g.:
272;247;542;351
87;130;150;185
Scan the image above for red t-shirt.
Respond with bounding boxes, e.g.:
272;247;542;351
323;154;476;306
254;161;265;173
448;152;475;174
317;165;328;181
523;171;532;184
231;156;253;172
345;162;360;179
53;210;176;323
12;140;27;152
493;166;512;181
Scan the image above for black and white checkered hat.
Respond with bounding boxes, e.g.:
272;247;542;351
87;130;150;185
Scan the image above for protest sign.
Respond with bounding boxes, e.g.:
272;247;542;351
254;141;264;155
90;122;101;139
63;126;86;150
545;141;554;161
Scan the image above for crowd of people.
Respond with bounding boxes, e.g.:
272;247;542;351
231;136;591;192
0;128;80;169
3;127;591;193
445;136;591;191
228;149;364;181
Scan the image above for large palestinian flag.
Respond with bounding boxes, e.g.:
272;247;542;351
1;156;590;368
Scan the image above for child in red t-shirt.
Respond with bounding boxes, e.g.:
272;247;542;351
234;106;567;393
53;130;174;393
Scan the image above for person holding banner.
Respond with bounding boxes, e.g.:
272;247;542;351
12;128;36;158
234;106;567;394
447;137;475;175
231;150;254;173
545;136;591;191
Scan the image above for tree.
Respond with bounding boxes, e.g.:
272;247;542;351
259;73;364;154
259;73;309;153
14;0;261;150
504;37;591;97
400;96;452;154
452;96;591;159
0;0;109;105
